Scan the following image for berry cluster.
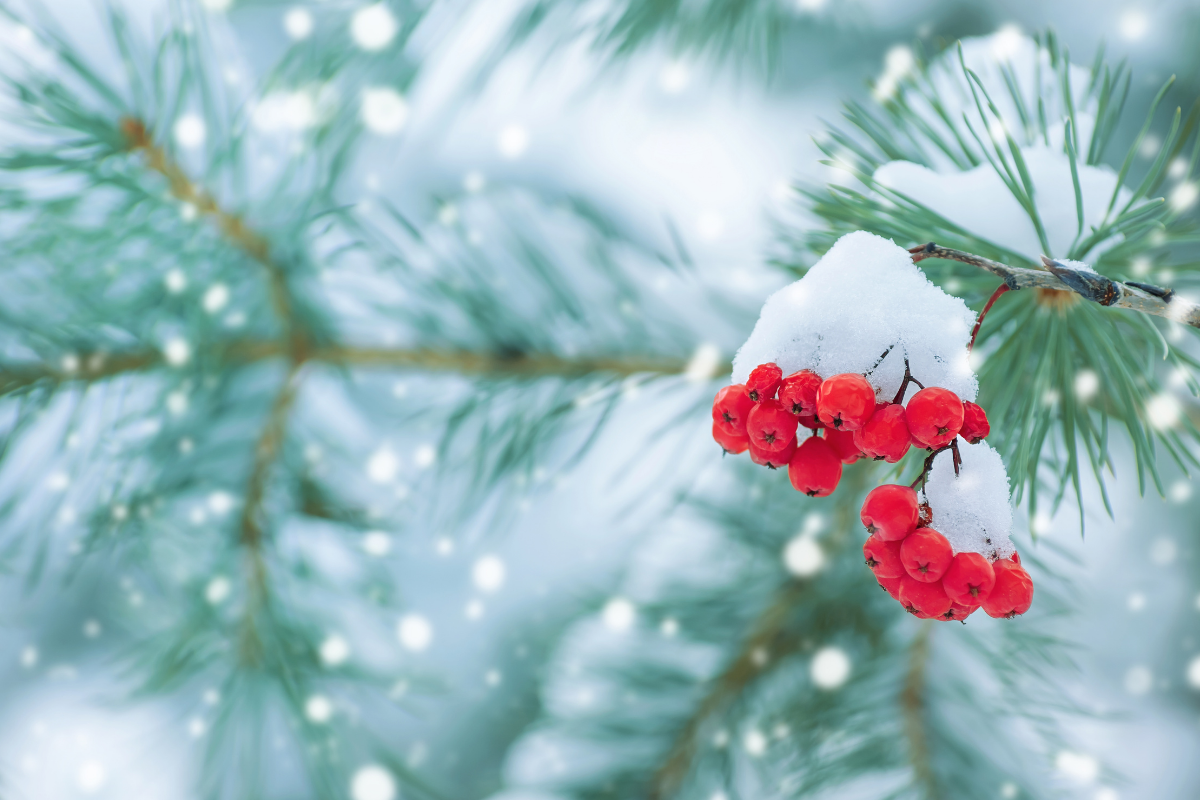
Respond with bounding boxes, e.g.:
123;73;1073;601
861;484;1034;621
712;358;1033;622
710;360;989;499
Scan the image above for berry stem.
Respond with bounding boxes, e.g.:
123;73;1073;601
909;439;961;490
968;283;1011;353
891;358;926;405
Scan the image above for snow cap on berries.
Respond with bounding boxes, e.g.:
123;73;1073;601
731;232;977;403
923;442;1015;560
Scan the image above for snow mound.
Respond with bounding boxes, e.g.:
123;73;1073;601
923;441;1014;559
732;231;977;403
875;146;1129;261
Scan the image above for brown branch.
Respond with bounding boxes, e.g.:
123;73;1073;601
900;622;937;799
650;469;870;799
312;345;694;378
1;342;700;399
650;581;806;800
909;242;1200;328
237;361;306;666
119;117;307;355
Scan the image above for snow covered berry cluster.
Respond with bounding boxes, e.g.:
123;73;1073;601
711;360;990;497
863;481;1033;620
715;230;1036;621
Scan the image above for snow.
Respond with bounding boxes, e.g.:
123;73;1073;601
351;765;397;800
809;647;851;690
732;231;977;403
922;441;1015;559
873;31;1136;262
472;555;507;592
875;147;1129;260
398;614;434;651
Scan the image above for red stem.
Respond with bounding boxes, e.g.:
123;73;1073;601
968;283;1011;353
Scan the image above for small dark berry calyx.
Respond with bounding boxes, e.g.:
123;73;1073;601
904;604;919;615
723;411;735;424
918;564;928;574
865;556;880;569
865;523;877;534
941;609;956;620
763;432;776;444
831;415;844;428
936;425;948;435
805;489;818;497
790;402;804;414
748;389;760;402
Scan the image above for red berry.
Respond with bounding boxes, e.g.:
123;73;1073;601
960;401;990;444
746;400;798;453
748;436;796;469
823;427;863;464
746;362;783;403
905;387;964;449
712;384;754;436
787;436;842;497
711;422;749;455
797;414;823;430
778;369;822;416
876;573;903;601
941;601;979;622
816;373;876;431
1009;551;1021;566
863;535;903;578
898;574;952;619
981;560;1034;618
852;403;912;463
860;485;919;541
941;552;996;605
899;528;953;583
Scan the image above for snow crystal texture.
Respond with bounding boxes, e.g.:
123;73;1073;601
732;231;977;403
923;441;1014;559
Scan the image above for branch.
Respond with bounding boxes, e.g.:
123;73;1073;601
909;242;1200;329
651;470;870;798
313;345;695;379
0;343;700;399
650;580;807;800
119;117;308;354
900;622;937;799
237;361;306;665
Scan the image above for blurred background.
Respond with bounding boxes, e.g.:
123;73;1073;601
3;1;1200;799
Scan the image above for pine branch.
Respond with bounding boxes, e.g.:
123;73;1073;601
901;622;937;799
909;242;1200;328
651;468;871;798
0;342;699;399
119;117;309;354
237;361;305;666
650;580;806;800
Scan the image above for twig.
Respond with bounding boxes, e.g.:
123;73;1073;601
909;440;960;490
0;342;702;398
650;581;807;799
891;358;926;405
120;117;308;356
900;622;937;799
651;469;868;798
968;284;1011;352
237;361;306;665
908;242;1200;328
